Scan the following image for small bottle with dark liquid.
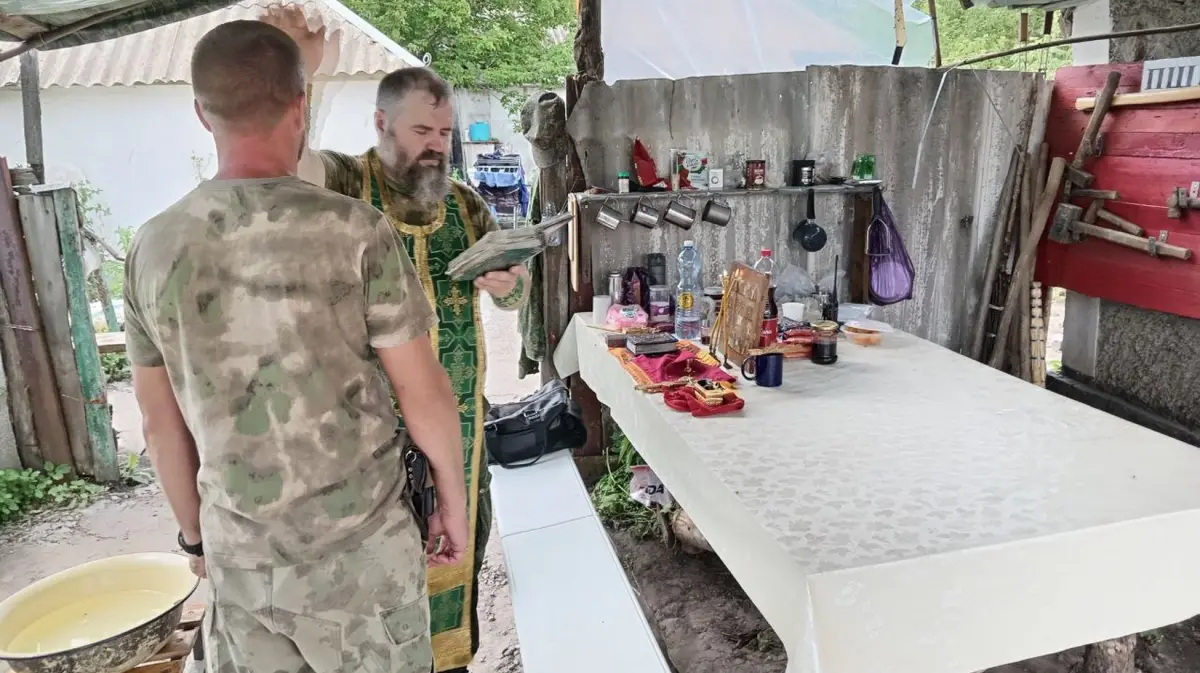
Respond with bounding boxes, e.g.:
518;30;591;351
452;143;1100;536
810;320;839;365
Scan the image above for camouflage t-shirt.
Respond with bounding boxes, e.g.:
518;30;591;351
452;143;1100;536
123;176;437;569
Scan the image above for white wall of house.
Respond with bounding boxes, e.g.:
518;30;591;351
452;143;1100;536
0;81;539;244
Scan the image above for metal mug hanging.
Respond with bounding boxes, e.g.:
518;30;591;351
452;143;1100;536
631;198;662;229
663;199;697;230
595;199;624;230
700;198;732;227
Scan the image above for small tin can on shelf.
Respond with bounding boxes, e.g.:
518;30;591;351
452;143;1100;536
745;160;767;189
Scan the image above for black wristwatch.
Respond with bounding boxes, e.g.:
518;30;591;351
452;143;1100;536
178;531;204;557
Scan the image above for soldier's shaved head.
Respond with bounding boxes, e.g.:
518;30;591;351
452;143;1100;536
191;20;306;133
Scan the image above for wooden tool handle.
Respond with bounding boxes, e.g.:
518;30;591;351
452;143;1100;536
1075;222;1193;260
1076;86;1200;111
1095;208;1145;236
1074;71;1122;167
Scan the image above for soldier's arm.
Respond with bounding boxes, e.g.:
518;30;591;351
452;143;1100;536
298;148;363;198
361;214;468;542
125;252;202;551
458;184;531;310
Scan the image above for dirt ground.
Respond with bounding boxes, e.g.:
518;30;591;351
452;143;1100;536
3;294;1199;673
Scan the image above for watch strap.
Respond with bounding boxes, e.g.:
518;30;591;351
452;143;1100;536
178;530;204;557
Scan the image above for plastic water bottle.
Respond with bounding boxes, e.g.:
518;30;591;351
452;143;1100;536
675;241;703;340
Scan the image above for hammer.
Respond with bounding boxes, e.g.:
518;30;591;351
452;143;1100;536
1063;71;1123;195
1049;203;1193;260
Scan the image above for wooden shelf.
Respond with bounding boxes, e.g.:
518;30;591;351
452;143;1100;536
574;183;882;204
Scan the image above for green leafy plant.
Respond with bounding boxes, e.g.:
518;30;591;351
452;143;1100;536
99;226;134;304
342;0;576;90
101;352;131;383
590;425;660;539
0;463;106;526
119;453;156;487
913;0;1071;72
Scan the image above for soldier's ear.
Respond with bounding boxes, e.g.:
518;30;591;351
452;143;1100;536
374;109;387;137
194;99;214;133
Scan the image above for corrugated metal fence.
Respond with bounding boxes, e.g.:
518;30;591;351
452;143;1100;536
567;65;1040;351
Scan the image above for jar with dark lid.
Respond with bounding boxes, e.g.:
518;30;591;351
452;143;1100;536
811;320;839;365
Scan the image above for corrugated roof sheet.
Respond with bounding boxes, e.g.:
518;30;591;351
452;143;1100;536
0;0;422;88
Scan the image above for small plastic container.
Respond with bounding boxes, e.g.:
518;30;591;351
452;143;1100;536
648;285;672;325
843;319;892;346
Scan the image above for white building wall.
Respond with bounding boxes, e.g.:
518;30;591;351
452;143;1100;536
0;81;545;244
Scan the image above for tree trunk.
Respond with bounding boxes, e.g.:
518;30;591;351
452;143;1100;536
1083;635;1137;673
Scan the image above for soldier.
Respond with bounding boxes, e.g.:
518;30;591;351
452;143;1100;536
261;7;530;672
125;19;467;673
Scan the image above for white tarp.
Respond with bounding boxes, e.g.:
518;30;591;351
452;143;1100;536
601;0;936;83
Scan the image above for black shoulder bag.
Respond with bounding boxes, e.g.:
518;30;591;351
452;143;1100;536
485;379;589;468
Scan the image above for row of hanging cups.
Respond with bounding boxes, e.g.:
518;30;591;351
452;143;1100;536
595;196;732;231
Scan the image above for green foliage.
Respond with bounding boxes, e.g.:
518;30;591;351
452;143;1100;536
119;453;156;487
101;353;131;383
590;426;660;539
342;0;576;89
0;463;106;526
915;1;1072;73
99;226;135;304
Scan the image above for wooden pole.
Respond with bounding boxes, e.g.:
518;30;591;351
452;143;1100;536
53;189;119;482
19;193;94;476
0;288;37;468
19;51;44;184
0;158;73;470
928;0;943;68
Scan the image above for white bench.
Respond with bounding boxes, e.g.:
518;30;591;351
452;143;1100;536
488;451;672;673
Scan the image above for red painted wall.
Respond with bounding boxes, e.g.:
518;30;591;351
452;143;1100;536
1036;63;1200;319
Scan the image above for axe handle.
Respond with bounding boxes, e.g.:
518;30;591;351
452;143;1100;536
1095;208;1145;236
1075;222;1192;260
1074;71;1122;168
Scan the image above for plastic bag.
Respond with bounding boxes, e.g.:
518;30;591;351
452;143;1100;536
630;465;673;508
774;263;816;303
816;268;845;295
868;195;915;305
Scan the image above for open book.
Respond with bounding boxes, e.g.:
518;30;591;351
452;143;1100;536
446;211;571;281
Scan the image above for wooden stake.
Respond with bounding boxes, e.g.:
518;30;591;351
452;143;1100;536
928;0;942;68
0;158;73;471
53;189;119;482
989;157;1066;370
19;51;44;184
18;194;94;476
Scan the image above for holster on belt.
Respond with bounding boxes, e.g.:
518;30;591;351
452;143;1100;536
402;442;437;543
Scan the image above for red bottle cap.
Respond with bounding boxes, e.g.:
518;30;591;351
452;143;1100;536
761;248;772;257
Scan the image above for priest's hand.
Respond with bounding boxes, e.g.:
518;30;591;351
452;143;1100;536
474;265;528;299
259;4;339;80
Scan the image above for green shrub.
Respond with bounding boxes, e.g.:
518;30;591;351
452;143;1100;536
590;426;660;539
0;463;106;526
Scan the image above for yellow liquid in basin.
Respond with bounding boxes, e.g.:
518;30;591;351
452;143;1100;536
7;589;176;654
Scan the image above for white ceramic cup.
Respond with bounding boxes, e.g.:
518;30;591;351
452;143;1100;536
592;295;613;323
781;302;805;321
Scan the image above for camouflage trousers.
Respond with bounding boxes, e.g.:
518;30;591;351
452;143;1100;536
203;509;432;673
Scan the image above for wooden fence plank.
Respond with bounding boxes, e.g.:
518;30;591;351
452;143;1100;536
52;189;119;482
19;193;94;477
0;158;72;470
0;284;37;468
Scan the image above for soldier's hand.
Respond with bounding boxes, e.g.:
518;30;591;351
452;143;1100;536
426;505;468;567
259;4;339;80
188;555;207;579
